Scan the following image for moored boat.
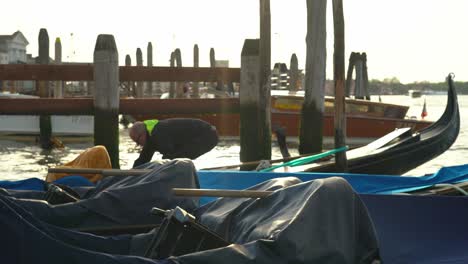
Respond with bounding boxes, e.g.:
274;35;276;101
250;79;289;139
408;89;423;98
290;73;459;174
0;92;93;136
132;90;432;146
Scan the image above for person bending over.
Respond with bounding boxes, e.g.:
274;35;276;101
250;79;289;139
129;118;218;167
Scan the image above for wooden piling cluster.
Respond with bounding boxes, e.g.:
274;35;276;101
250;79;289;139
345;52;370;99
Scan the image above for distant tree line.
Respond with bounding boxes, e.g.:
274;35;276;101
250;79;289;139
367;77;468;95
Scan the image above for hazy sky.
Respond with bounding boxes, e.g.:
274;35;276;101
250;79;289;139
3;0;468;83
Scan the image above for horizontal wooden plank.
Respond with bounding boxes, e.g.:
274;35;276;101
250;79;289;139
119;66;240;82
0;98;240;115
0;64;94;81
0;98;94;114
0;64;240;82
120;98;240;114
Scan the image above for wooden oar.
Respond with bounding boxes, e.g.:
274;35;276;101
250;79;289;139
47;151;333;176
260;146;349;172
172;188;273;198
200;151;330;170
47;167;149;177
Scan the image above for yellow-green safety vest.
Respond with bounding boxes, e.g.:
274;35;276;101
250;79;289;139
143;119;159;135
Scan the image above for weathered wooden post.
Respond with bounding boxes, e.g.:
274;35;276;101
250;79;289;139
147;42;153;96
260;0;271;94
362;52;370;100
87;80;95;96
175;48;182;66
209;48;217;90
300;0;326;155
332;0;348;171
240;39;271;170
288;53;299;91
38;28;53;149
355;53;364;99
192;44;200;98
174;48;184;98
345;52;357;97
169;51;175;98
125;54;131;65
10;80;16;94
135;48;144;97
54;37;63;98
93;34;120;168
125;54;132;97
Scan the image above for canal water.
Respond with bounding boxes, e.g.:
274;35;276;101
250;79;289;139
0;94;465;181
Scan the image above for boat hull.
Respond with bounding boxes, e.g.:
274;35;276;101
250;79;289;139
133;112;431;146
0;115;94;136
131;93;430;146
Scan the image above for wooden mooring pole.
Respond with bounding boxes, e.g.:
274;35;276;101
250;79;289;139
135;48;144;97
209;48;219;90
54;37;63;98
174;48;183;98
147;42;153;96
193;44;200;98
300;0;326;155
93;34;120;168
288;53;299;91
362;52;370;100
169;51;175;98
332;0;348;171
240;39;271;170
38;28;53;149
125;54;132;97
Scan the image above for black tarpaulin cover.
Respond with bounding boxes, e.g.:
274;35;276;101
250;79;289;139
171;176;380;264
6;159;200;228
0;174;380;264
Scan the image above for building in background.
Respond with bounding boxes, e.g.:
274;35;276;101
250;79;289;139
0;31;29;64
0;31;32;93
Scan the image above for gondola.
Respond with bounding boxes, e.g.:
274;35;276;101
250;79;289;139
291;73;460;175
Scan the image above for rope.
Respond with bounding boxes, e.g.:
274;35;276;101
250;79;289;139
433;183;468;196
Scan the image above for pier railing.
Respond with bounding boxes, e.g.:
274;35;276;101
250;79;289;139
0;64;241;115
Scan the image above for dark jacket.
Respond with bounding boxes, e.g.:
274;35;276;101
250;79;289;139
133;118;218;167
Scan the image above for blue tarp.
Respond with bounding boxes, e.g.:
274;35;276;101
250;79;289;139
2;164;468;206
0;176;93;191
197;164;468;204
362;194;468;263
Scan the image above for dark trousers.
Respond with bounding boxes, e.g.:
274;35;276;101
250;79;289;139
163;126;218;160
